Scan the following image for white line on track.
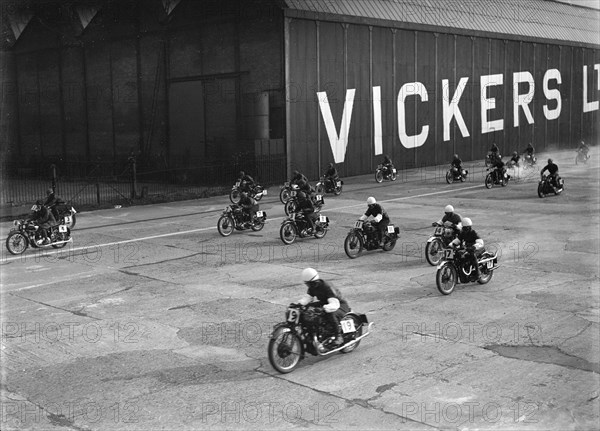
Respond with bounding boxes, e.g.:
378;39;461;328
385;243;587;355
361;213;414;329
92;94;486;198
2;184;483;263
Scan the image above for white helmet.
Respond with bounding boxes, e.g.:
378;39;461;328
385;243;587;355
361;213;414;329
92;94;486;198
444;205;454;213
301;268;320;283
367;196;376;205
462;217;472;227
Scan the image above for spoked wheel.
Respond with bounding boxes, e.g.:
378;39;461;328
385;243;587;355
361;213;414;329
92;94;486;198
316;184;325;195
341;314;363;353
445;171;453;184
382;236;396;251
51;230;69;249
254;186;264;201
484;174;493;189
334;184;342;196
314;223;327;239
436;264;457;295
284;200;297;216
229;189;241;204
280;188;291;204
375;170;383;183
6;232;28;255
251;218;265;231
280;222;297;245
537;183;546;198
268;327;302;374
390;171;397;181
477;266;494;284
425;238;444;266
217;216;235;237
344;232;363;259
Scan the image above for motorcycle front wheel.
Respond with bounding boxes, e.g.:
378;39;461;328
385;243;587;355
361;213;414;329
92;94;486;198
334;184;342;196
279;188;291;204
340;314;363;353
229;188;241;204
537;183;546;198
344;231;363;259
268;326;302;374
445;171;453;184
280;222;297;244
425;238;444;266
316;184;325;195
284;200;297;216
254;186;264;201
436;264;457;295
484;173;493;189
217;216;235;237
375;170;383;183
6;232;28;255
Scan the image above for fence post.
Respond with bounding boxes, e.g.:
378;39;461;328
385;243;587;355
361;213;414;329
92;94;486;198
50;164;57;192
128;153;137;199
96;183;100;204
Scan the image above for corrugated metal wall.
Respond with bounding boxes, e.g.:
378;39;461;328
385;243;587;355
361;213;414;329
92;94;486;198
287;17;600;180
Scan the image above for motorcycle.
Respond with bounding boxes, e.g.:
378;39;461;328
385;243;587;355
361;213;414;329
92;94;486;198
425;222;459;266
344;219;400;259
575;148;590;165
484;167;510;188
284;193;324;216
375;164;397;183
537;174;564;198
49;199;77;229
217;205;267;236
229;181;266;204
316;175;343;196
6;218;72;255
279;212;329;245
436;247;499;295
445;166;468;183
522;153;537;169
268;303;373;374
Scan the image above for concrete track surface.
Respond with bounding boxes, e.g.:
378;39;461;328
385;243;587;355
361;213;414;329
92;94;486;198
1;149;599;430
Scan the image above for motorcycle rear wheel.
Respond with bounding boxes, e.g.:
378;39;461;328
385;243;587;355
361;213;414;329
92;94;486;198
375;170;383;183
484;173;493;189
477;267;494;284
251;219;265;232
390;171;397;181
344;232;363;259
217;216;235;237
268;327;302;374
436;264;457;295
382;236;396;251
425;238;444;266
314;223;327;239
280;222;297;244
6;232;28;255
51;230;69;249
341;314;363;353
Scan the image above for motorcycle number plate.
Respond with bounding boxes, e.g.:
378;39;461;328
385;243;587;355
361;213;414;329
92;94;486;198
444;249;455;259
291;190;297;197
59;225;67;233
354;220;363;229
434;227;443;235
316;195;322;201
319;215;327;223
341;319;356;333
64;215;72;224
256;211;263;217
387;225;395;233
487;260;493;269
336;181;341;186
235;181;240;187
262;190;267;195
392;168;397;174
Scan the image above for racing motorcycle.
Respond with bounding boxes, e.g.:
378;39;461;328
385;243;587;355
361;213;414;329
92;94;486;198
268;303;373;373
316;175;343;196
344;219;400;259
436;247;499;295
279;181;298;204
522;153;537;169
49;199;77;229
375;164;397;183
575;148;590;165
484;167;510;188
229;181;266;204
6;218;72;255
425;222;459;266
537;174;564;198
279;212;329;244
445;166;468;183
217;205;267;236
284;193;324;216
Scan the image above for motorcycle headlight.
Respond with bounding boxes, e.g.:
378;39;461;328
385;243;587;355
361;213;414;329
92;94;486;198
13;220;20;226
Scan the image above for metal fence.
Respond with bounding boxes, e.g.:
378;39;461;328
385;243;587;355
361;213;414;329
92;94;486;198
0;153;287;207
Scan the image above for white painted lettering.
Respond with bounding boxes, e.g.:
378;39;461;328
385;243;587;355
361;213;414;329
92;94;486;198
583;64;599;113
317;89;356;163
398;82;429;148
373;86;383;155
513;71;535;126
442;77;470;141
481;74;504;134
543;69;562;120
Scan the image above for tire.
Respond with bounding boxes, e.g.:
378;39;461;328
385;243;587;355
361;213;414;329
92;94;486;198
340;314;363;353
375;170;383;183
316;184;325;195
280;222;297;245
279;188;291;204
217;216;235;237
229;189;241;204
445;171;453;184
477;267;494;285
6;232;28;255
390;171;397;181
484;173;493;189
537;183;545;198
344;231;363;259
51;229;69;249
436;264;457;295
268;326;302;374
254;186;264;201
314;223;327;239
334;184;342;196
382;236;396;251
251;218;265;232
425;238;444;266
575;155;579;165
284;200;297;216
62;212;76;229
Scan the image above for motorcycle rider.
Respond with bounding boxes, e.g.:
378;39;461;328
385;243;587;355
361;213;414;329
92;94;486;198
577;140;590;159
238;192;259;227
43;188;60;220
382;155;394;177
490;142;500;156
238;171;255;193
291;170;308;187
450;154;465;178
432;205;462;233
540;158;560;192
490;152;510;183
27;200;57;245
359;197;389;247
297;268;350;346
324;163;339;189
296;191;317;234
523;142;535;163
508;151;520;168
450;217;484;279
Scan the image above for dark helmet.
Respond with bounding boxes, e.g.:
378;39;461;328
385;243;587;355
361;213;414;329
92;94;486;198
548;158;553;164
328;163;334;169
513;151;518;156
292;170;300;177
239;170;245;177
453;154;458;159
46;188;53;195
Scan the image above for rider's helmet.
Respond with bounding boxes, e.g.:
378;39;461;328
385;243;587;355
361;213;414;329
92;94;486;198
453;154;458;159
462;217;472;231
444;205;454;214
301;267;320;284
513;151;518;157
328;162;334;169
548;158;553;164
367;196;376;205
240;191;248;199
46;188;53;196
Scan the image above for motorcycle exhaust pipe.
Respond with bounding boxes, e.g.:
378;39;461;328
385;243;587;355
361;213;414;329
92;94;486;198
38;238;73;247
316;322;374;356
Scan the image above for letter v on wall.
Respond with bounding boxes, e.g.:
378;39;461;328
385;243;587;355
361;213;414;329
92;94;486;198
317;89;356;163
